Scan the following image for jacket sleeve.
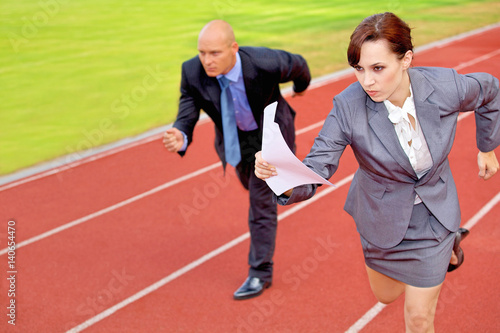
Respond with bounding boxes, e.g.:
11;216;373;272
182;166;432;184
172;61;202;156
275;49;311;93
276;90;353;206
456;71;500;152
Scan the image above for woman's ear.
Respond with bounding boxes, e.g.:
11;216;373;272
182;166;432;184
403;50;413;69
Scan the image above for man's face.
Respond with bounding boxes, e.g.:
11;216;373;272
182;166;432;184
198;33;238;77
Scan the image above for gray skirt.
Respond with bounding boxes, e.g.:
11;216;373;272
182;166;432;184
360;203;456;288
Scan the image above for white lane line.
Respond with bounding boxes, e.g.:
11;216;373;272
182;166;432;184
65;232;251;333
345;303;387;333
296;120;325;135
0;162;221;256
0;132;165;191
463;191;500;230
66;174;353;333
415;22;500;53
454;48;500;72
344;191;500;333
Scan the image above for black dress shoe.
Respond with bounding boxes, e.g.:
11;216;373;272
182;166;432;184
233;277;272;300
448;228;470;272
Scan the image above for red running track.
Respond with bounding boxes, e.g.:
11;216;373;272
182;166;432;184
1;24;500;333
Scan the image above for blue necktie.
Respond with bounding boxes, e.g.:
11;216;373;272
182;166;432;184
218;76;241;166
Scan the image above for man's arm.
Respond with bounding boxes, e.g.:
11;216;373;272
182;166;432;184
166;60;202;156
276;50;311;94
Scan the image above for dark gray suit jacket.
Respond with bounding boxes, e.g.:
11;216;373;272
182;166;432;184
283;67;500;249
173;46;310;167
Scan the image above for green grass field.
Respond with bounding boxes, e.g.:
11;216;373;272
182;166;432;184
1;0;499;175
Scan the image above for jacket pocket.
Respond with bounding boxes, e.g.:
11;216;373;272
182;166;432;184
357;169;390;200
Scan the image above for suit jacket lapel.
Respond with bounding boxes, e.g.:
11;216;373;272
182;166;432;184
409;69;442;159
201;74;224;132
239;50;263;122
408;68;443;184
203;75;221;111
367;98;417;177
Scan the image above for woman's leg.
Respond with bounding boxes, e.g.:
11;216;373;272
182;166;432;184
365;265;405;304
404;283;442;333
366;265;443;332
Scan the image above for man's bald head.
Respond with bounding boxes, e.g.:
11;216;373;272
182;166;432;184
197;20;238;77
198;20;235;47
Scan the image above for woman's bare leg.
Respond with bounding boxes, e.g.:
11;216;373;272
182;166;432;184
404;283;442;333
365;265;405;304
365;265;443;332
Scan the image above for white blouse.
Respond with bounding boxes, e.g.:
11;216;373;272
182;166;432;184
384;85;433;204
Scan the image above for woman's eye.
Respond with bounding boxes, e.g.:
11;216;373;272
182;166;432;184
374;66;384;71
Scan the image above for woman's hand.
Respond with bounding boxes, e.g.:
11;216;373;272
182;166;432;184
254;151;277;179
478;150;499;180
254;151;293;197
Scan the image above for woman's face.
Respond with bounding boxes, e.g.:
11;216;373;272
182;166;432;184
353;39;412;107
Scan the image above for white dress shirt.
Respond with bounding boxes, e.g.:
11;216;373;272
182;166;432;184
217;53;258;131
384;85;433;204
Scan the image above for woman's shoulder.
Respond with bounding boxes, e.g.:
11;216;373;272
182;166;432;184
335;81;367;106
337;80;365;97
409;66;458;83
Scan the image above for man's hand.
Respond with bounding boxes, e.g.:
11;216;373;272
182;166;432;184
163;128;184;153
478;150;499;180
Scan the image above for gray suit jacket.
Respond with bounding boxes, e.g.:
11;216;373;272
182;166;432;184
282;67;500;249
173;46;310;168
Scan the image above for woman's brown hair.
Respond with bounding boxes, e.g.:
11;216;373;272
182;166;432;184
347;12;413;67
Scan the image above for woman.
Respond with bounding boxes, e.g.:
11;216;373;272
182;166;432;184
254;12;500;332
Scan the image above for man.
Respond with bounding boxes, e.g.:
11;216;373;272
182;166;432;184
163;20;310;300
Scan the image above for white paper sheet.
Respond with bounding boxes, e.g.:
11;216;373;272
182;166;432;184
261;102;334;195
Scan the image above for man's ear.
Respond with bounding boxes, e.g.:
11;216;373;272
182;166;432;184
232;41;239;55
